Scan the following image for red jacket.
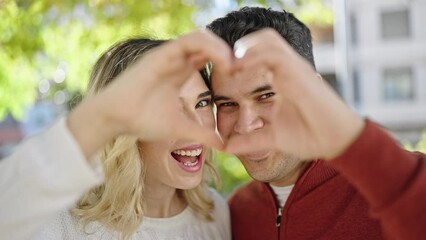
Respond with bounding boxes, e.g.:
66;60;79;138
229;120;426;240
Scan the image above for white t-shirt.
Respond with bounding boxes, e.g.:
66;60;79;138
32;189;231;240
269;184;294;207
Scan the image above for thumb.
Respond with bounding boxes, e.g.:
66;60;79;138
175;122;224;151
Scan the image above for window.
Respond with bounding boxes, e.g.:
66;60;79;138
381;9;410;39
383;67;414;102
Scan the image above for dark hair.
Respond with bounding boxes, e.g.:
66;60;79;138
207;6;316;69
88;38;210;94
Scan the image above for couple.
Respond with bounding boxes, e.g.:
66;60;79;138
1;7;425;240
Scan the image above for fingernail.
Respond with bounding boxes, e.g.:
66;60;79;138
233;40;247;59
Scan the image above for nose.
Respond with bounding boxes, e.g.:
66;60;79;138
234;106;264;134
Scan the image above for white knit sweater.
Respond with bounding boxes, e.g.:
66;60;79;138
0;117;104;240
33;189;231;240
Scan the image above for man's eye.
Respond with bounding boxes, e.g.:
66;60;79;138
259;92;275;100
217;102;237;108
196;99;212;108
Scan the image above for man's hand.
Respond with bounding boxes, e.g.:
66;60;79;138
224;29;365;160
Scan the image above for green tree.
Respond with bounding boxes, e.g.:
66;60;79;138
236;0;333;26
0;0;196;119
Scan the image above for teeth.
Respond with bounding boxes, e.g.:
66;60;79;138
183;159;199;167
173;148;202;157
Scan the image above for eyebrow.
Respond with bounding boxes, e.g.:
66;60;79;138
213;95;230;102
251;84;272;95
198;91;212;99
214;84;273;101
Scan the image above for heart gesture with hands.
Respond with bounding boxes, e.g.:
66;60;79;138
69;28;364;160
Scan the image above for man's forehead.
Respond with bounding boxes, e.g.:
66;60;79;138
211;68;273;96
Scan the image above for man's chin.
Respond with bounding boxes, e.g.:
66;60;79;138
237;150;273;162
244;168;274;183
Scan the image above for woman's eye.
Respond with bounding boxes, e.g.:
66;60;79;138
259;92;275;100
196;99;212;108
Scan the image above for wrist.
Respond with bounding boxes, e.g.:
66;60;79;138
325;114;365;160
67;96;121;158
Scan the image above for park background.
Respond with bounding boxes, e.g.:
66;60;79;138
1;0;425;196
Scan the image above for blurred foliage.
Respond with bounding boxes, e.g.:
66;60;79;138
403;130;426;153
0;0;196;119
293;0;333;26
237;0;334;26
215;151;251;196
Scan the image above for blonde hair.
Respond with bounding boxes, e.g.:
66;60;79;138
72;38;219;239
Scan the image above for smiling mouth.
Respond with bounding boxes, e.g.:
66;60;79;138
171;147;203;168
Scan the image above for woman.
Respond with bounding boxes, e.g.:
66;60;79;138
33;38;230;240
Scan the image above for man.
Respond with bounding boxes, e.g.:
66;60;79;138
207;7;426;240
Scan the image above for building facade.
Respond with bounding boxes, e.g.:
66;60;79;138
313;0;426;142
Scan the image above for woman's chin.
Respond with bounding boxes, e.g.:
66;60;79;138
175;175;203;190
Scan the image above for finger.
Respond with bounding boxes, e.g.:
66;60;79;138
233;40;290;75
177;30;234;75
232;28;314;75
143;31;233;90
158;58;199;89
187;53;208;70
175;123;224;150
